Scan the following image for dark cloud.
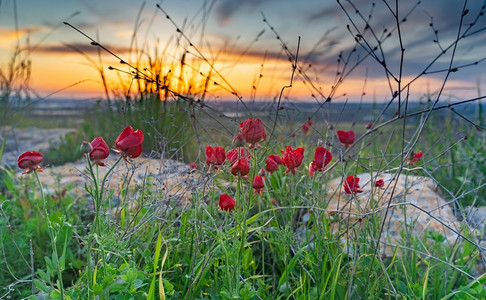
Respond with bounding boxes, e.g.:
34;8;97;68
215;0;274;24
302;0;486;82
33;42;132;55
307;5;343;23
77;0;135;23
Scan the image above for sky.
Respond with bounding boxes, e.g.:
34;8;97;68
1;0;485;103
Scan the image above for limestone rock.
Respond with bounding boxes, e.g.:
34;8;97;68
0;126;76;167
466;206;486;238
35;155;204;211
323;172;463;256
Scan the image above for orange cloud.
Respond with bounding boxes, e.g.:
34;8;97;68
0;26;46;49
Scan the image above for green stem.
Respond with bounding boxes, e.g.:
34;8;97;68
236;176;246;293
34;170;64;299
85;155;123;294
87;156;123;237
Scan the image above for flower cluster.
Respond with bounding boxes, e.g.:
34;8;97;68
204;118;345;212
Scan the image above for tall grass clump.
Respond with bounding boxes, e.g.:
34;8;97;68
0;42;32;129
1;0;486;299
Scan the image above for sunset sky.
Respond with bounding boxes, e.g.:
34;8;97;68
1;0;485;103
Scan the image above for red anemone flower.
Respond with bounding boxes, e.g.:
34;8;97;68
231;157;250;177
240;118;266;148
89;137;110;166
219;194;236;212
253;175;265;194
265;154;283;174
18;151;43;174
337;130;355;148
407;151;423;165
309;147;332;177
314;147;332;169
205;146;226;167
343;175;363;195
374;179;385;189
301;123;310;134
115;126;144;159
281;146;304;175
302;118;312;134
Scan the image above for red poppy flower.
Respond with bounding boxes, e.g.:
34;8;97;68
206;146;226;167
374;179;385;188
189;162;198;169
253;175;265;194
240;118;266;148
301;118;312;134
281;146;304;175
337;130;355;148
89;137;110;166
309;147;332;177
18;151;43;174
115;126;144;159
219;194;236;212
301;123;310;134
265;154;283;174
313;147;332;170
226;147;251;165
343;175;363;195
231;157;250;177
407;151;423;165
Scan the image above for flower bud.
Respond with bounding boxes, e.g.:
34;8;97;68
80;141;93;154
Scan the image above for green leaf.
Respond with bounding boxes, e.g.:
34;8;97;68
159;236;169;300
33;279;49;293
37;269;50;282
0;137;6;162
